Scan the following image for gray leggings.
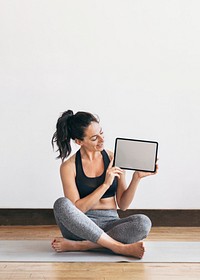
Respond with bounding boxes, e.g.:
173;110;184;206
53;197;152;244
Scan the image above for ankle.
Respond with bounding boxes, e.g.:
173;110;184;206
111;242;125;255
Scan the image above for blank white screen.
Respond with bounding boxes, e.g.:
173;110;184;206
114;139;158;172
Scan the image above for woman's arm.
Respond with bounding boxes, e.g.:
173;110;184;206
60;156;122;213
116;165;158;211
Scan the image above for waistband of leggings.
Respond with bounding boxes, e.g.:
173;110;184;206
85;209;119;218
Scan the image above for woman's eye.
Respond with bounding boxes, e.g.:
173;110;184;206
91;131;103;141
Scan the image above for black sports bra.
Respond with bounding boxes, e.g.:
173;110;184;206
75;149;117;199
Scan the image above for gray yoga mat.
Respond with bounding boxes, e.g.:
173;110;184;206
0;240;199;263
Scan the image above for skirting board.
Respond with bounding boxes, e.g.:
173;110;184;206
0;209;199;226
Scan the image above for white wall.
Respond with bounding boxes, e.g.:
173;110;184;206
0;0;200;209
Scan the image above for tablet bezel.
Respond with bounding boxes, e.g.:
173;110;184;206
113;137;158;172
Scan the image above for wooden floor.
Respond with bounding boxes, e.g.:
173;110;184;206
0;226;200;280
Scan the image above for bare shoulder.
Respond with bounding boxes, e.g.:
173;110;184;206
60;153;76;175
105;149;114;161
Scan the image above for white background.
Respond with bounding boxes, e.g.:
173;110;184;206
0;0;200;209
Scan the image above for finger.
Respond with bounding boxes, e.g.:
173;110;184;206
108;158;114;168
113;169;123;176
115;168;123;174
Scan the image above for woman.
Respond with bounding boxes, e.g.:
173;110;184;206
51;110;158;258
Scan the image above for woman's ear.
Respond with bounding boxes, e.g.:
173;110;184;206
75;138;82;146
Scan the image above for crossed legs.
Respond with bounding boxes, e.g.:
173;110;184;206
52;197;151;258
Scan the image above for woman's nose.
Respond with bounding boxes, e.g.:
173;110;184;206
98;135;104;141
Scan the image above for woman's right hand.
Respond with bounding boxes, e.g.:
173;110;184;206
104;159;123;187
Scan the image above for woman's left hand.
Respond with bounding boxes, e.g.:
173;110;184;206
134;162;159;179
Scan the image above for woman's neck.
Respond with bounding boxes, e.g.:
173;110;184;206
80;148;102;161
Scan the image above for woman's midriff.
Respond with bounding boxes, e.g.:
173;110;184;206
91;196;117;210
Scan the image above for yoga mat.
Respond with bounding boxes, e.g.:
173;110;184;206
0;240;199;263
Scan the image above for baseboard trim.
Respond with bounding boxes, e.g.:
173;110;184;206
0;209;199;226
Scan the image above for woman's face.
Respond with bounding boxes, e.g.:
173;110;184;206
78;121;104;152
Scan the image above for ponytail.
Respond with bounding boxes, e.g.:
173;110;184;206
52;110;99;161
51;110;74;161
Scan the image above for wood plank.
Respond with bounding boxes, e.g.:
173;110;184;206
1;225;200;241
0;226;200;280
0;263;200;280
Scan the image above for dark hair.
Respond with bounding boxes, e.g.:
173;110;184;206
51;110;99;161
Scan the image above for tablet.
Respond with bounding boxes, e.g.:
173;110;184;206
113;138;158;172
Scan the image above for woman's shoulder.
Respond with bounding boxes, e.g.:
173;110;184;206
60;153;76;173
105;149;114;161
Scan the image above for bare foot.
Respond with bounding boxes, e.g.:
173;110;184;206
51;237;100;252
52;237;145;259
115;242;145;259
51;237;79;252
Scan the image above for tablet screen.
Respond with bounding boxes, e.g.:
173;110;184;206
113;138;158;172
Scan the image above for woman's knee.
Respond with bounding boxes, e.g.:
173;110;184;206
53;197;72;214
138;214;152;237
128;214;152;237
